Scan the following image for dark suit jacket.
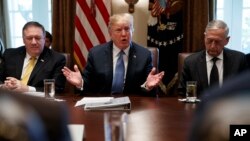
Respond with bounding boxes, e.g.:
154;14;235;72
179;48;248;97
0;46;66;92
246;53;250;69
82;41;153;95
189;70;250;141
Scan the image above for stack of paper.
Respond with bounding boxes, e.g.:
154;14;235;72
75;97;131;111
75;97;114;107
23;91;45;97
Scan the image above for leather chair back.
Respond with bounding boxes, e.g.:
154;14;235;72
61;53;72;92
147;47;159;72
178;53;193;81
61;53;71;68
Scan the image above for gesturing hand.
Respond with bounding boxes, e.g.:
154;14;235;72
62;65;83;88
145;67;165;90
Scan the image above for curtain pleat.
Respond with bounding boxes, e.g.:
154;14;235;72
183;0;215;52
52;0;76;55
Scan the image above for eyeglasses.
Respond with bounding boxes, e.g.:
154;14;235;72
24;36;44;42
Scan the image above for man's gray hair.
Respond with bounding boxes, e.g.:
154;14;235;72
108;13;134;32
205;20;229;37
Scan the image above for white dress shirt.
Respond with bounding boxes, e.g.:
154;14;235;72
206;51;223;86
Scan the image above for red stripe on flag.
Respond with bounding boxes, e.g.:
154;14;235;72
151;0;165;16
75;16;93;51
78;0;106;44
74;41;86;67
74;0;111;69
95;1;110;26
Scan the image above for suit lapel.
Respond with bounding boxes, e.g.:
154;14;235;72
28;49;48;83
104;43;114;86
31;57;46;77
125;44;137;83
16;49;26;79
197;51;209;87
223;50;232;79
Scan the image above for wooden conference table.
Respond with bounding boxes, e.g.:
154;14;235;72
58;94;197;141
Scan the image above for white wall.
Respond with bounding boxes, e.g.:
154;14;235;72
112;0;150;47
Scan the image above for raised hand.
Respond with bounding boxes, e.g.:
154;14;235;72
145;67;165;90
62;65;83;88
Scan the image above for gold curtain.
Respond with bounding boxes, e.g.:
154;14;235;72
183;0;215;52
52;0;76;54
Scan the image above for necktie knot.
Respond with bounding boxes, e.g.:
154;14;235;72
30;57;36;60
212;57;218;64
119;50;125;56
30;56;36;62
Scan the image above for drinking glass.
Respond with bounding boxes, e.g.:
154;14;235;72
104;111;128;141
186;81;197;102
44;79;55;99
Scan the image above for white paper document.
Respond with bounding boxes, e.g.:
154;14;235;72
75;97;114;107
84;96;131;111
23;91;45;97
68;124;84;141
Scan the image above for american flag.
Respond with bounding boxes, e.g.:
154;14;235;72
151;0;165;17
74;0;111;70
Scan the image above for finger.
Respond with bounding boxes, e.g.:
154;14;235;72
158;71;165;77
149;67;156;75
6;77;18;82
62;66;71;72
6;77;14;79
74;65;80;72
4;79;11;83
6;77;14;81
63;72;71;78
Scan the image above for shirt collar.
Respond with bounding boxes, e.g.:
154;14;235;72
25;53;38;60
206;50;224;62
113;44;130;56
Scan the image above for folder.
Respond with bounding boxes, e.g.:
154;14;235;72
83;96;131;111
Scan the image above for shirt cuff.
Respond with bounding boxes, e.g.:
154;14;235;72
28;86;36;92
141;82;153;91
76;79;84;91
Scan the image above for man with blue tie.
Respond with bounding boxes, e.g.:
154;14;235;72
62;13;164;95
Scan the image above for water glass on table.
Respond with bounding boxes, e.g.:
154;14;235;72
104;111;128;141
186;81;197;102
44;79;55;99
